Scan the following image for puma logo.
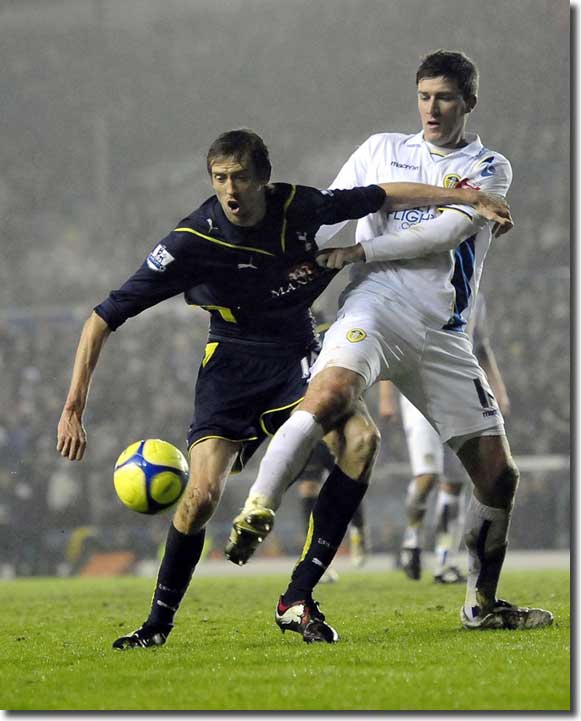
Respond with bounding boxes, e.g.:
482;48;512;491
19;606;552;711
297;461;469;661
237;259;257;270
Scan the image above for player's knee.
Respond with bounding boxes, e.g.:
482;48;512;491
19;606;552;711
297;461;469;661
478;461;519;510
310;384;353;428
304;370;363;431
498;461;519;505
298;480;320;498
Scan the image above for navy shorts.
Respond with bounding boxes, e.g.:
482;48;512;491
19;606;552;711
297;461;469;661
187;340;311;472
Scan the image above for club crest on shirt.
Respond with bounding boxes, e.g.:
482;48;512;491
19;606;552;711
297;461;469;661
443;174;461;188
147;243;175;272
346;328;367;343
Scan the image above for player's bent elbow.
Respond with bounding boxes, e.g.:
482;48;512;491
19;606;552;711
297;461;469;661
88;311;113;339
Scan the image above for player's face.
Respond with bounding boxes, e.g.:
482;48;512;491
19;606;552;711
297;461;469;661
210;154;267;226
417;76;474;148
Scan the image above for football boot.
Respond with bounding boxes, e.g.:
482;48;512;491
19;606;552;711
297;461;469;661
112;622;170;650
399;547;422;580
433;565;466;584
224;502;275;566
461;599;554;630
275;596;339;643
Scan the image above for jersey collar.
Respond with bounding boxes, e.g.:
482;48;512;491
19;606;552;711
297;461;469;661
405;131;484;157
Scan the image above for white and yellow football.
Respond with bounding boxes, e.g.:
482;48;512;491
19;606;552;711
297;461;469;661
113;439;189;514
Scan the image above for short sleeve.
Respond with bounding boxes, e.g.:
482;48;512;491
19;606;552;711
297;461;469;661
94;228;203;330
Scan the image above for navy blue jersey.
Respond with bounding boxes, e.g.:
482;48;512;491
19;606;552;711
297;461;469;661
95;183;385;350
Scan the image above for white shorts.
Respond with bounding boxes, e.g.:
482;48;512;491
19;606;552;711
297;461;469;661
310;290;505;447
400;393;444;477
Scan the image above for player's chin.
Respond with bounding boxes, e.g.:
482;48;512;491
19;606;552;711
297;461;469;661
424;129;444;144
225;210;243;225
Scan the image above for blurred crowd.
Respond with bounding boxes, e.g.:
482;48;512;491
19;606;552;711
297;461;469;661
1;0;569;574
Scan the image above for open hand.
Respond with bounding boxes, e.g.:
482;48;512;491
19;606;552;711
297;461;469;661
57;408;87;461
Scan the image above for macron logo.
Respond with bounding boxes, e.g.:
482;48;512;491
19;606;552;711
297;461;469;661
391;161;419;170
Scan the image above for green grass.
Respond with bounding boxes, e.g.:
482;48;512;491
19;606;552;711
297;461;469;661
0;569;569;711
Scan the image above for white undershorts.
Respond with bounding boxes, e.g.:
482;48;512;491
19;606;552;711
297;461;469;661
310;289;505;448
399;393;444;477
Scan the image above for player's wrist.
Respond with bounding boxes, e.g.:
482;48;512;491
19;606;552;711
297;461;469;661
356;242;368;262
457;188;478;206
355;243;366;262
63;399;84;415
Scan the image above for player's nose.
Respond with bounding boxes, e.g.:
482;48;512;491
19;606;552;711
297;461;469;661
427;100;440;116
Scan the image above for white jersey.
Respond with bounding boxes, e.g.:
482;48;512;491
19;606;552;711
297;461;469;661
317;131;512;331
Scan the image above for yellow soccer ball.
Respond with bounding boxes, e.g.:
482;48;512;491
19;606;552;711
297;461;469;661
113;439;188;514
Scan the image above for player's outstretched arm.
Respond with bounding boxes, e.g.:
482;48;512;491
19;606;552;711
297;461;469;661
57;311;112;461
378;182;512;231
317;199;514;270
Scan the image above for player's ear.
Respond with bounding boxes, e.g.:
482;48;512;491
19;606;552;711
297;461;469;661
465;94;478;114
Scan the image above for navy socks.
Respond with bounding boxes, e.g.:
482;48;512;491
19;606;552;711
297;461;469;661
283;466;367;604
147;523;206;628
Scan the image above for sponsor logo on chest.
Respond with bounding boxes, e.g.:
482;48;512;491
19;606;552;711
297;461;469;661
392;208;437;229
270;262;318;298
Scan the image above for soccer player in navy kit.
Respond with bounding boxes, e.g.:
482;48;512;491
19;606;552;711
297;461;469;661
57;129;511;648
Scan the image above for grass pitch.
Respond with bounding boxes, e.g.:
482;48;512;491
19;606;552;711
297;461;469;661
1;568;569;711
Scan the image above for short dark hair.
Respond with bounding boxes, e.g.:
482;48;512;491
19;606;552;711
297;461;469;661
416;50;479;100
206;129;272;182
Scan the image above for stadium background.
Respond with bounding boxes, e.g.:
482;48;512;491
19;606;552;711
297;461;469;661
0;0;569;577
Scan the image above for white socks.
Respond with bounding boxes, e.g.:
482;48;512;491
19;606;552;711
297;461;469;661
462;494;511;618
402;479;429;549
434;490;462;570
246;410;324;511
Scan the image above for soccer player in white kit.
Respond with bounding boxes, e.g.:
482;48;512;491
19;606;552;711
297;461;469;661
228;50;552;639
383;293;511;584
